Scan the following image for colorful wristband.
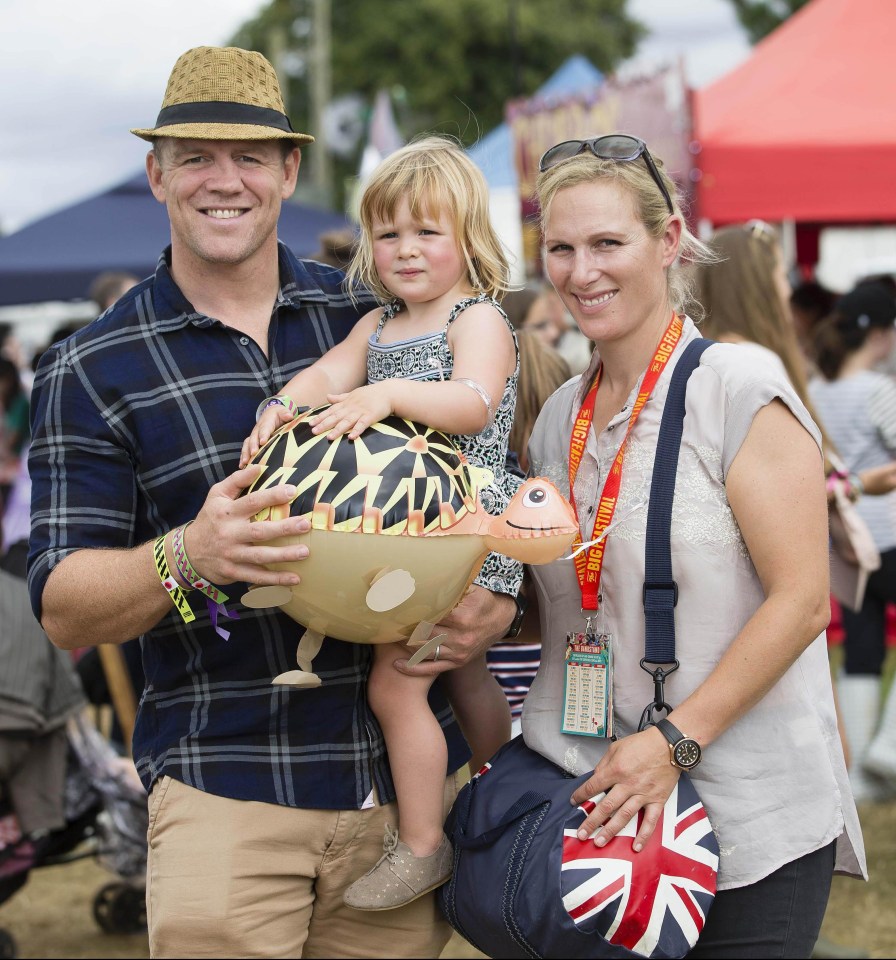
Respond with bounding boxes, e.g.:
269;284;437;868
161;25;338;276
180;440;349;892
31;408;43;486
255;393;301;422
171;522;231;606
173;523;239;640
154;533;196;624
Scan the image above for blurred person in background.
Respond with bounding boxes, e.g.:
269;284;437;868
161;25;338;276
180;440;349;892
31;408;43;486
691;226;896;787
520;285;594;375
88;271;140;313
488;329;572;735
309;226;357;269
810;282;896;803
791;279;838;361
0;357;29;509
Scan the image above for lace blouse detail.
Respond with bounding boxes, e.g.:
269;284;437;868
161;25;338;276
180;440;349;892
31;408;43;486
367;295;522;594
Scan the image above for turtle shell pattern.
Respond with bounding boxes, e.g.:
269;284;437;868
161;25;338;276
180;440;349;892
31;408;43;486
247;407;481;535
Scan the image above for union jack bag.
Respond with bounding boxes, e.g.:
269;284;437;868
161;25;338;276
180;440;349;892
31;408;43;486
439;735;718;960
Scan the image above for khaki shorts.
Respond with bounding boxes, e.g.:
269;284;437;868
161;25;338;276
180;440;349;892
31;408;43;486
146;772;463;959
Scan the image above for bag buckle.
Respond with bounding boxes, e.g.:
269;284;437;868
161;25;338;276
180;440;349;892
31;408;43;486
637;658;679;732
642;580;679;609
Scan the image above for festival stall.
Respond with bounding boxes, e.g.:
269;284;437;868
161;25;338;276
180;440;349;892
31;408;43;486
693;0;896;269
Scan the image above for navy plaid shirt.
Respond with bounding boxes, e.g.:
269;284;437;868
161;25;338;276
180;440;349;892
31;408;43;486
28;243;470;809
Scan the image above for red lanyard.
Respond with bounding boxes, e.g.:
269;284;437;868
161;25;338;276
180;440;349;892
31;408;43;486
568;313;683;611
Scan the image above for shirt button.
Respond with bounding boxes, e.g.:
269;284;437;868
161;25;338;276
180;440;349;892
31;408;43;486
239;336;250;346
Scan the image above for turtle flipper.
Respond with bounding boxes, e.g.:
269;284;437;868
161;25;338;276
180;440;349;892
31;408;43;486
406;632;448;667
365;569;416;612
241;585;294;609
272;628;324;688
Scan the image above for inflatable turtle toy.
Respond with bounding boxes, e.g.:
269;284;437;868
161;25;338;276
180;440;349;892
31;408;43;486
240;405;578;688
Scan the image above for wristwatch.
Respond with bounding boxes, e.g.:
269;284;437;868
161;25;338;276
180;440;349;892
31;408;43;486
655;718;702;771
503;593;528;640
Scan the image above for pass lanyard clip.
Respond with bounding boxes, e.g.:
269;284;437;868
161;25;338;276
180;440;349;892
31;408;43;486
637;657;679;731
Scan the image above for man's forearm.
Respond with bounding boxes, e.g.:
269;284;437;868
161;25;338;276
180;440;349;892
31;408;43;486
40;542;171;649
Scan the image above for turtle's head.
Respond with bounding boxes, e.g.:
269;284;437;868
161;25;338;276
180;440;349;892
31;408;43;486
485;478;578;564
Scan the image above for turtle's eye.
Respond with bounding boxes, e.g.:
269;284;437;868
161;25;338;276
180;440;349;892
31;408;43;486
522;486;549;508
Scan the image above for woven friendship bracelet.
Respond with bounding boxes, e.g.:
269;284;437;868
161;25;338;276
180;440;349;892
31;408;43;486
165;525;238;641
169;523;194;592
153;533;196;624
171;522;230;606
255;393;301;422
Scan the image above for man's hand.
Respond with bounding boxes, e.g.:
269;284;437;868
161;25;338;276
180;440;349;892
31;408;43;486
184;464;311;587
393;586;516;677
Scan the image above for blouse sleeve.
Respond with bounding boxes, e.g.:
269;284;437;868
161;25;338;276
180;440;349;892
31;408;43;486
701;344;823;479
869;376;896;454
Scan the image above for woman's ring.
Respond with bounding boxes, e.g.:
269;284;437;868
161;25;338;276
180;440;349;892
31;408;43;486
433;645;441;662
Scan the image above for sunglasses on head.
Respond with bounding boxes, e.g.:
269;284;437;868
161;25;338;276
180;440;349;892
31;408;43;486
538;134;674;214
744;219;777;244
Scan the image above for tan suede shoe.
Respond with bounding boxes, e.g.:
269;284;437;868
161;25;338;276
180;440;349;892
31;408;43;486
343;825;453;911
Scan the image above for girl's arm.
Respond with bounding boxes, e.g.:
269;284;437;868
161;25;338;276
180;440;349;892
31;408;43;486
570;399;830;850
240;310;379;465
310;302;516;440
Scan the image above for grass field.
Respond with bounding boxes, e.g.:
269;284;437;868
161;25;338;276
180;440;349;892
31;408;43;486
1;797;893;959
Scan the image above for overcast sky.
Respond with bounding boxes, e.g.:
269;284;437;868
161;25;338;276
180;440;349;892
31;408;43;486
0;0;750;234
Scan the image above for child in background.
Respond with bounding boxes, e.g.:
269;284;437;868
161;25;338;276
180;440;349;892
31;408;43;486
242;137;520;910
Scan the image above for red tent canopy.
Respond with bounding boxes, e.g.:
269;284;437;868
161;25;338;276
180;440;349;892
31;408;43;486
694;0;896;225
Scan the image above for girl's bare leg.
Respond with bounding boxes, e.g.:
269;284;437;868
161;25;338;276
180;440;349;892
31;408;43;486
367;641;445;856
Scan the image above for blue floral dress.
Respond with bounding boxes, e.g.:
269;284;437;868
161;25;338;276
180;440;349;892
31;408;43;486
366;294;523;594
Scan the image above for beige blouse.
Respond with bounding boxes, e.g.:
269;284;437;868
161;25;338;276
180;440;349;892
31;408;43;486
523;317;865;890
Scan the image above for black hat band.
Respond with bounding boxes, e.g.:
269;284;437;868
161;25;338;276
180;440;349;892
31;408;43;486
154;100;295;132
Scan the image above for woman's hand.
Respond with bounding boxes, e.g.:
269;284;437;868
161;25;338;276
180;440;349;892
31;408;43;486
569;725;680;851
240;404;295;468
310;384;394;440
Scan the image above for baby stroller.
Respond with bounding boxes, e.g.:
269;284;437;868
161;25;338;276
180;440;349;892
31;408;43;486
0;713;148;959
0;564;148;959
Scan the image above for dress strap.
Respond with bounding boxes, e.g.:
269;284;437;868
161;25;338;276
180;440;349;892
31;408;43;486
373;301;401;343
445;294;506;329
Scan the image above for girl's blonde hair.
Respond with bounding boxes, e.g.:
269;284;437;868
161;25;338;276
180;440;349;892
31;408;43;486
346;136;511;303
535;145;714;310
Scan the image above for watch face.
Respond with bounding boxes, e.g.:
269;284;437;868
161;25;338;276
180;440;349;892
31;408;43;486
673;739;701;769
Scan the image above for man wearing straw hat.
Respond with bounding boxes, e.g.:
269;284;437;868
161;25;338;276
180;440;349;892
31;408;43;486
27;46;517;958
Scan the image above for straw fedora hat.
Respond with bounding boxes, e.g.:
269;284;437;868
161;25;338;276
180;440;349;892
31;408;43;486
131;46;313;144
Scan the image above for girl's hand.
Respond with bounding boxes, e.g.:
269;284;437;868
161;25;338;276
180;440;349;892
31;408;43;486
569;725;680;852
310;385;394;440
240;405;295;468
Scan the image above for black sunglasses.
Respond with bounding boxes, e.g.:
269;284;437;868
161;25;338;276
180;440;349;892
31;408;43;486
538;135;674;214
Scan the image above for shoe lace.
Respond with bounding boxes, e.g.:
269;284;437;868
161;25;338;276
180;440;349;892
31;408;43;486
382;823;400;863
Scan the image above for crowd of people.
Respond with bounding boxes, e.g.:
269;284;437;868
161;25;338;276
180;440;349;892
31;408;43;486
1;40;894;960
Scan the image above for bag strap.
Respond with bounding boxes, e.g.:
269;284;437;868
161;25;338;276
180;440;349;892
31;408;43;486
639;338;713;725
452;785;551;850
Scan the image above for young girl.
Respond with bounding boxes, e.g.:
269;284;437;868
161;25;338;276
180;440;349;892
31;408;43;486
241;137;520;910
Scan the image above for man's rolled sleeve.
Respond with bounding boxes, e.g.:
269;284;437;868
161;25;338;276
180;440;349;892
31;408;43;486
27;344;138;622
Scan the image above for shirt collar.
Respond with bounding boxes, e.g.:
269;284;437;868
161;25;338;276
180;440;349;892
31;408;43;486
152;242;332;333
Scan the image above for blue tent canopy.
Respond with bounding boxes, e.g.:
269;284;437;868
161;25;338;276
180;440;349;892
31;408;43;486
0;173;351;306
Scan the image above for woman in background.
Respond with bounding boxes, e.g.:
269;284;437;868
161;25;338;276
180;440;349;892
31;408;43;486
691;230;896;804
810;282;896;802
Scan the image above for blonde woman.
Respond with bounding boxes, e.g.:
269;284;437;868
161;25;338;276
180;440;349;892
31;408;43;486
244;136;520;909
522;135;864;957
